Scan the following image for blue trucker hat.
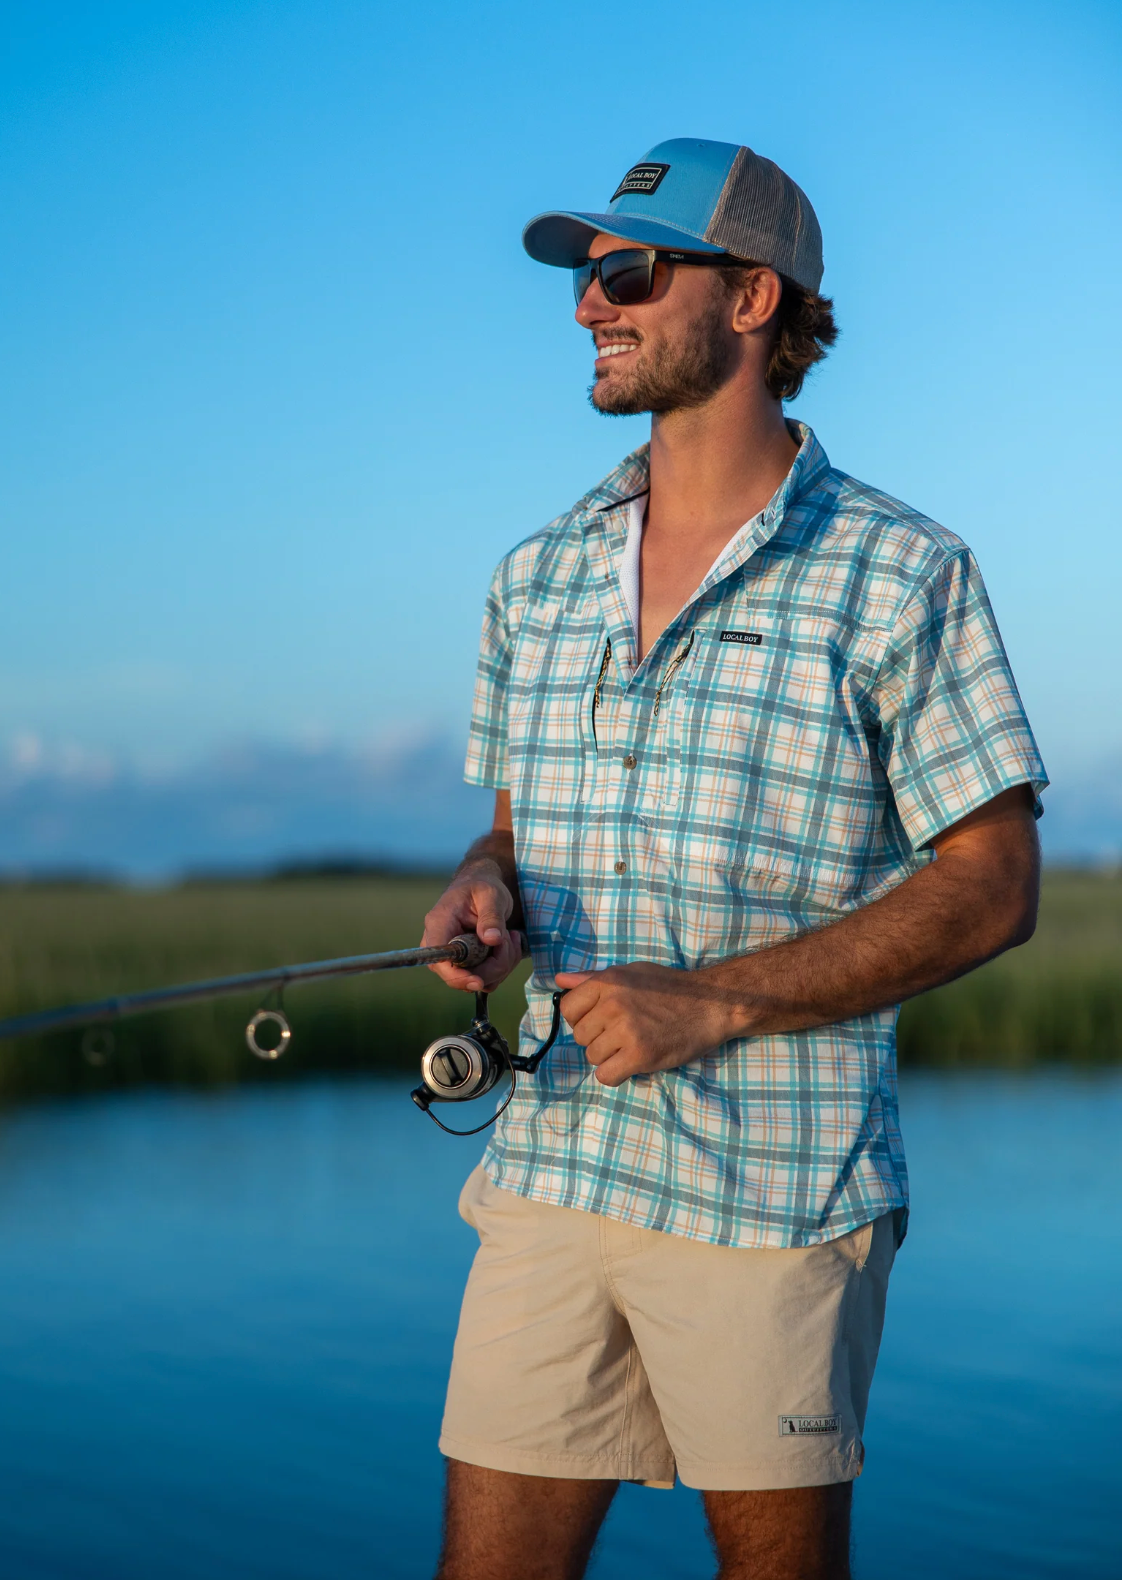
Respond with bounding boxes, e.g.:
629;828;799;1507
523;138;823;294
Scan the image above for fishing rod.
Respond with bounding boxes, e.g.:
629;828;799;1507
0;931;566;1136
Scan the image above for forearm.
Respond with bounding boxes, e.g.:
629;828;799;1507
705;863;1012;1037
556;790;1040;1087
705;797;1040;1040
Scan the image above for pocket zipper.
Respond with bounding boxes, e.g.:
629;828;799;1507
591;637;612;745
653;631;695;718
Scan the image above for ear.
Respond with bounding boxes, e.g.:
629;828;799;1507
730;267;783;337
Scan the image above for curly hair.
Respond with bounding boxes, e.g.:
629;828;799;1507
719;265;838;402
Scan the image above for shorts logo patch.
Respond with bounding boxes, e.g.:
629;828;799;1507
778;1414;841;1436
719;631;763;645
611;162;670;201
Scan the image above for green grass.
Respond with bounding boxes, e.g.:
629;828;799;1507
0;868;1119;1101
0;875;532;1101
897;867;1122;1068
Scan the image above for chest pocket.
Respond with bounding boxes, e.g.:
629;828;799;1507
655;615;881;906
506;601;594;759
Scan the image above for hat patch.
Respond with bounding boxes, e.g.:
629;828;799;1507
611;162;670;202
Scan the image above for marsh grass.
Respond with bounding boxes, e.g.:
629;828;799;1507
0;868;1118;1100
897;867;1122;1067
0;877;531;1101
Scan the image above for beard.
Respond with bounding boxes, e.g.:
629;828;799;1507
588;294;737;417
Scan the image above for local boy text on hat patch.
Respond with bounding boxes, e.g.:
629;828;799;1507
778;1414;841;1436
611;162;670;201
719;630;763;645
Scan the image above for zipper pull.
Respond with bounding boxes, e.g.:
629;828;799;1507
593;638;612;711
653;631;695;717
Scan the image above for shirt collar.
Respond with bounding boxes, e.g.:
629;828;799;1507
577;422;831;668
581;420;830;521
691;420;831;600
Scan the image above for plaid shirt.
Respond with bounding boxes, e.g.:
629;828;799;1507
465;423;1046;1248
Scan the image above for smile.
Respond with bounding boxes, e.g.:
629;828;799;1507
597;343;639;359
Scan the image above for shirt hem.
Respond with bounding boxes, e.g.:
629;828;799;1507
478;1155;908;1251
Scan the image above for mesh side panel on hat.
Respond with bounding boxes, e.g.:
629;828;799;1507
704;147;823;293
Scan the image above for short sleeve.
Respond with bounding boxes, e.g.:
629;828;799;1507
871;550;1048;849
463;561;513;790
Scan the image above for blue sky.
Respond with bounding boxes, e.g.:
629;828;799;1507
1;0;1120;795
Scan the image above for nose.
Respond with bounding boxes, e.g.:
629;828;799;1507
575;273;620;329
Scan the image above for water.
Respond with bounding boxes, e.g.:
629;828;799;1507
0;1072;1118;1579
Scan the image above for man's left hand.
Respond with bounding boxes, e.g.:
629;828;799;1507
554;963;738;1087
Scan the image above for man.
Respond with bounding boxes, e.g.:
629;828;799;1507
421;139;1046;1580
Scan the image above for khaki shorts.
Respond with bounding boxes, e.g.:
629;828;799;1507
440;1167;901;1492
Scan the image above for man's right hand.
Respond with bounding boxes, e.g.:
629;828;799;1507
422;858;524;993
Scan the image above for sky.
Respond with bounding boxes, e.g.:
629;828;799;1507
1;0;1120;811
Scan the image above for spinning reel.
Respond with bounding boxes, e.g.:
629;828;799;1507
411;990;565;1136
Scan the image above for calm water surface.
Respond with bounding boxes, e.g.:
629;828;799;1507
0;1072;1118;1579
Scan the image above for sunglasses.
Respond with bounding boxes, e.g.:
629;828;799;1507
572;248;736;308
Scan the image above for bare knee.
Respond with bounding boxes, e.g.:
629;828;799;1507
703;1481;852;1580
435;1458;617;1580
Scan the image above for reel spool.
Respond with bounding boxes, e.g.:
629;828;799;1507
419;1028;509;1103
411;989;565;1135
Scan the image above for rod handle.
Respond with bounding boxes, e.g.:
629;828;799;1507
448;933;491;969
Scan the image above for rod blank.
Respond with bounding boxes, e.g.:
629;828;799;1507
0;933;489;1043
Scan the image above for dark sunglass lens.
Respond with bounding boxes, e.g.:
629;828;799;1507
599;252;653;305
572;263;595;306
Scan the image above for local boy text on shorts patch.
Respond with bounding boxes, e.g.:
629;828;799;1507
611;162;670;201
719;630;763;645
778;1414;842;1436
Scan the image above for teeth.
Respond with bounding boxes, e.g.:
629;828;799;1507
599;343;637;357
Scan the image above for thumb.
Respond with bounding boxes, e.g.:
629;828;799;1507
554;971;593;987
472;887;509;947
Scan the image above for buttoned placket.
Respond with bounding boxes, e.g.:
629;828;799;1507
578;435;821;887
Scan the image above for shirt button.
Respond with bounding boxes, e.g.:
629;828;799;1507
614;860;627;875
622;753;637;770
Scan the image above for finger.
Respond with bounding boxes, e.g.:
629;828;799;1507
582;1028;626;1070
559;978;602;1029
565;1003;614;1049
554;971;593;987
427;960;483;991
433;929;523;993
590;1048;640;1087
476;934;525;989
471;884;511;947
421;901;475;949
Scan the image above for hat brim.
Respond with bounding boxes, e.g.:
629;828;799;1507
522;210;730;268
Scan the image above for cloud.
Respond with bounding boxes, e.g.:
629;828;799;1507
0;732;492;879
0;733;1116;881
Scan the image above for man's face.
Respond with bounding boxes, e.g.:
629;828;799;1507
575;232;738;416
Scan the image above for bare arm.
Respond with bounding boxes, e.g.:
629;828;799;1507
556;785;1040;1086
421;791;524;993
